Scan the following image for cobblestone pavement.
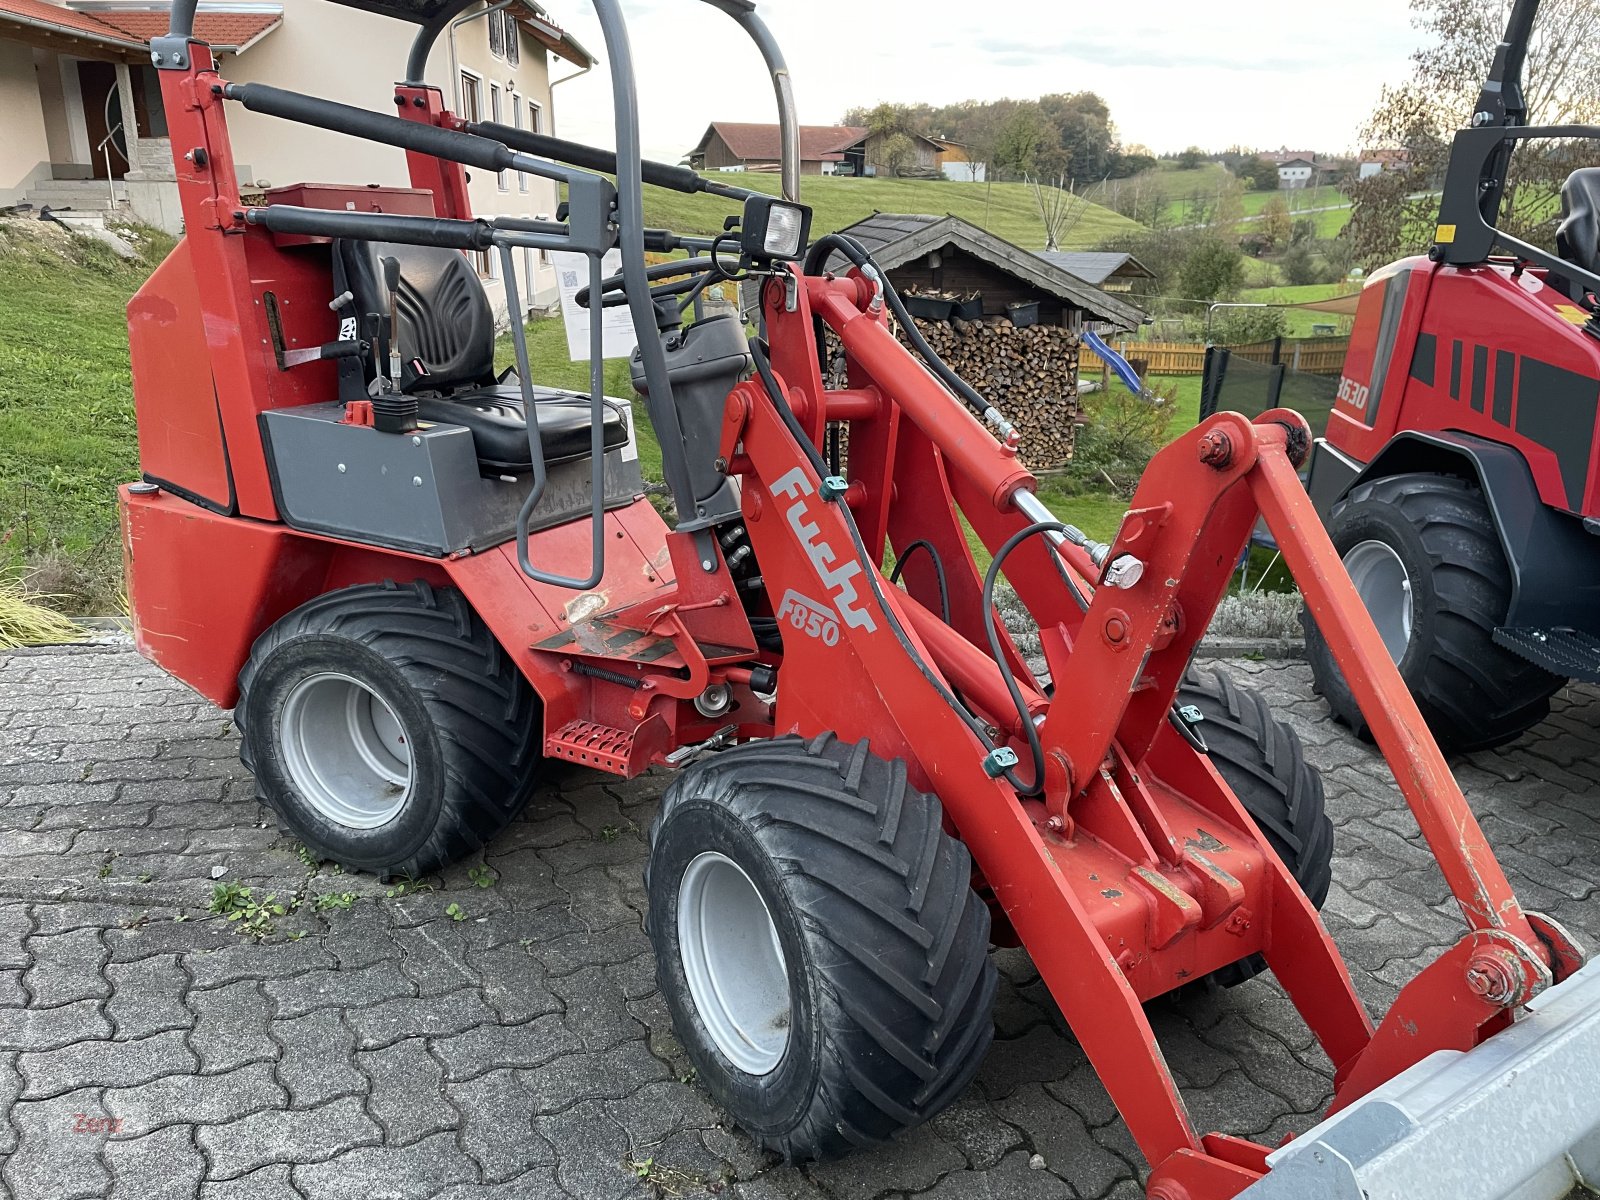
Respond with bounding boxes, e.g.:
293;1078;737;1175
1;644;1598;1200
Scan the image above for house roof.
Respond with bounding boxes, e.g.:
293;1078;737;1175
694;122;867;163
1036;250;1154;286
509;0;593;67
826;212;1146;330
75;4;282;51
0;0;283;56
1277;158;1317;170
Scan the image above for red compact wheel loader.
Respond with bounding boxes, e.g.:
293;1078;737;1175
120;1;1600;1195
1306;0;1600;753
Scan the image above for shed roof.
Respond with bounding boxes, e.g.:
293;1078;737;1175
694;122;867;164
1036;250;1154;286
827;212;1147;330
74;4;281;50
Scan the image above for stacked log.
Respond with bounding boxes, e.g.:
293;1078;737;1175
897;315;1082;469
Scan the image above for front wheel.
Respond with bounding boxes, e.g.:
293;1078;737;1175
1303;473;1561;752
645;734;997;1162
237;581;544;877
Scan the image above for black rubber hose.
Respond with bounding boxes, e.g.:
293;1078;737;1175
981;521;1065;797
889;539;951;625
222;82;513;174
805;233;997;424
244;206;494;250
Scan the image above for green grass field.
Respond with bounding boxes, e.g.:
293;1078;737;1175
0;223;172;593
643;173;1142;250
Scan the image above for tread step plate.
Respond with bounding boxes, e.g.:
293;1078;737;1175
1494;626;1600;683
1240;957;1600;1200
546;720;636;773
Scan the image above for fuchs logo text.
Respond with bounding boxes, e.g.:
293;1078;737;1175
772;469;877;633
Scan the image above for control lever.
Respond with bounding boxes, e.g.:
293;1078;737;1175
382;256;403;386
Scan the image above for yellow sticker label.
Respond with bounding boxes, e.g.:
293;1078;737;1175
1557;304;1591;325
1435;224;1457;244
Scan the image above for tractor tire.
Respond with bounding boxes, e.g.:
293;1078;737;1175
645;733;997;1162
1302;473;1561;753
237;580;543;878
1177;667;1332;988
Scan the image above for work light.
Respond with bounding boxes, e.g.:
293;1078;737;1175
741;195;812;261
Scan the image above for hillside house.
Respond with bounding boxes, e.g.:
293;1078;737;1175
0;0;593;314
1277;157;1319;189
1359;148;1411;180
929;136;985;182
688;122;949;178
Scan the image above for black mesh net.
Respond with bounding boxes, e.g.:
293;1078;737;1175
1200;346;1337;438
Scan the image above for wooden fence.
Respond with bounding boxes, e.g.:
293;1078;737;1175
1081;336;1350;378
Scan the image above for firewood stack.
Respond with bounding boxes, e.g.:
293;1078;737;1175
897;315;1082;469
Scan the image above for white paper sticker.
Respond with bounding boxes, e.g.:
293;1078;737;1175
551;249;639;363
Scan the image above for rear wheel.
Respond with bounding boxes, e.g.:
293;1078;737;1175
645;733;997;1162
1303;473;1561;752
237;581;543;877
1177;667;1332;988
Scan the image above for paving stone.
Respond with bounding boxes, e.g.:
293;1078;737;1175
106;1061;286;1134
432;1012;582;1083
106;1121;206;1200
807;1120;965;1195
197;1163;301;1200
291;1129;478;1199
390;920;480;996
319;904;399;970
346;988;497;1051
0;1050;19;1155
106;954;191;1039
274;1009;365;1107
20;1028;197;1099
930;1091;1026;1170
914;1149;1082;1200
21;927;110;1007
264;958;413;1019
520;1036;670;1113
448;1067;552;1182
184;937;334;989
0;904;32;969
536;1097;647;1200
197;1095;381;1179
188;981;276;1074
994;1082;1129;1197
0;997;111;1051
2;1086;113;1200
469;941;562;1023
977;1023;1087;1102
354;1037;453;1145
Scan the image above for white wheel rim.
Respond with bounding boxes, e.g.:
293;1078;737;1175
1344;539;1413;665
677;852;791;1075
279;672;413;828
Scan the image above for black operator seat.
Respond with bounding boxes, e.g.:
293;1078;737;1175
334;239;628;474
1555;168;1600;305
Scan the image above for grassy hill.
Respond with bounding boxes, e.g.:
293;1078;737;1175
642;173;1142;250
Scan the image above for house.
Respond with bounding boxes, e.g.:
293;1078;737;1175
1036;250;1153;294
1276;157;1318;190
0;0;593;312
821;212;1145;331
689;123;868;176
929;137;985;183
688;122;949;179
1359;148;1411;180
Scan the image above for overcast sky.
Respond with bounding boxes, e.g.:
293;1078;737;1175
545;0;1424;166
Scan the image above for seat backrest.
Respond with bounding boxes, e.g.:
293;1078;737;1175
336;240;495;393
1556;168;1600;284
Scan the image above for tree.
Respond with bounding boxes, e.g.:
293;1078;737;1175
876;132;916;176
993;105;1051;179
1260;194;1292;249
1178;234;1246;302
1177;146;1208;170
1280;241;1323;286
1039;92;1117;182
1239;157;1281;191
1346;0;1600;267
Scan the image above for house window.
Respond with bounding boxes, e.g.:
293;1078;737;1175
487;4;504;57
512;94;528;192
504;10;519;66
458;70;482;122
490;84;507;190
489;7;519;64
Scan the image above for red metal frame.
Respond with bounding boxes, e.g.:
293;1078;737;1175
123;48;1585;1199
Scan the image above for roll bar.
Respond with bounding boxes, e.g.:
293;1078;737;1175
160;0;800;584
